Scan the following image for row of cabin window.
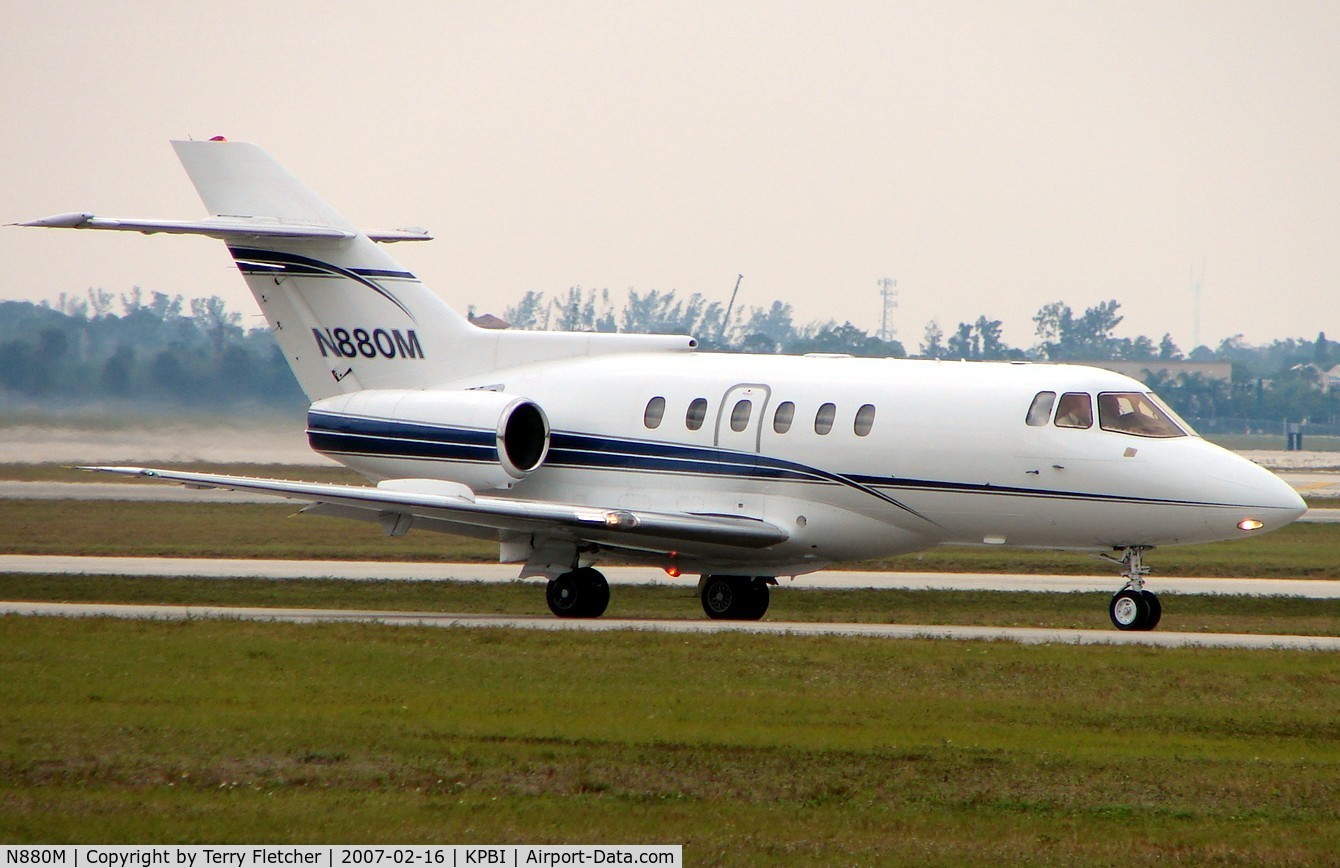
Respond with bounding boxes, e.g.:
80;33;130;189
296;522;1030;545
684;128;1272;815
644;396;877;437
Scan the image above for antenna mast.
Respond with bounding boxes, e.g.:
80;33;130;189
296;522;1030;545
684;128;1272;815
877;276;898;342
720;273;743;341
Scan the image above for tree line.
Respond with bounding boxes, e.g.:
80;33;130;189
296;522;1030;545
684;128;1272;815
1;287;1335;428
0;290;303;410
504;288;1338;428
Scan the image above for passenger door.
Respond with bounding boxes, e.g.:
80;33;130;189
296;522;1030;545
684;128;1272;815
715;383;770;453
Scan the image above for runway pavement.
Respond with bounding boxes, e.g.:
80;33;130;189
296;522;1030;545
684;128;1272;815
2;599;1336;650
3;554;1339;597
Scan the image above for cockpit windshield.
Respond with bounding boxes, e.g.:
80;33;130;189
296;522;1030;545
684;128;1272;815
1097;392;1189;438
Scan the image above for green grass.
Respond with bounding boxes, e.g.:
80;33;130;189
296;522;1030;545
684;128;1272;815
2;499;1337;578
3;476;1337;859
1;618;1337;861
0;500;496;561
3;575;1339;637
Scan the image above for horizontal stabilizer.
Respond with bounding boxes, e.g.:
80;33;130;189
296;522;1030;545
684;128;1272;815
15;212;431;243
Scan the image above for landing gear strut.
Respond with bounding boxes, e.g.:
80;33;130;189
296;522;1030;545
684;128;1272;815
1103;546;1162;631
546;567;610;618
700;575;772;621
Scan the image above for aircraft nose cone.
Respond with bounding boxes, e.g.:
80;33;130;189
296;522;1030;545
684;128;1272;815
1232;462;1307;528
1269;473;1308;522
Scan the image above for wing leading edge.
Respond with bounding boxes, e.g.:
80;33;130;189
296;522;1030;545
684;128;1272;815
82;467;790;554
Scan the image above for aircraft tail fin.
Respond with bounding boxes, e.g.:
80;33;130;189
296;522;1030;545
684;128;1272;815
172;139;357;232
168;139;474;400
20;139;699;402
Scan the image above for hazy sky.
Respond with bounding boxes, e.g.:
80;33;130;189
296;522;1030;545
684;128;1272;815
2;1;1337;350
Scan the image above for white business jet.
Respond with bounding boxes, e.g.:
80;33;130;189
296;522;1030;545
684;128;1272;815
17;139;1306;630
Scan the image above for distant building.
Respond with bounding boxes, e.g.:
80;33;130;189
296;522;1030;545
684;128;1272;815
1085;360;1233;383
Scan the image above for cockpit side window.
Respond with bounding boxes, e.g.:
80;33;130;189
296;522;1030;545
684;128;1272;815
1098;392;1188;438
1054;392;1092;429
1026;391;1055;427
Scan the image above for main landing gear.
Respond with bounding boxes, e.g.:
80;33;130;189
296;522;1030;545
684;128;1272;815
545;567;610;618
1104;546;1162;631
700;575;773;621
544;568;775;621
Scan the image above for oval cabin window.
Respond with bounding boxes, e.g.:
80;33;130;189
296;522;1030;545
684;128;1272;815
686;397;708;431
773;401;795;434
815;402;836;435
643;396;666;429
854;404;876;436
730;399;753;432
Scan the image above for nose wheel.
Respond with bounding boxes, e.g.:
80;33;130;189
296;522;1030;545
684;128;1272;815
1103;546;1162;631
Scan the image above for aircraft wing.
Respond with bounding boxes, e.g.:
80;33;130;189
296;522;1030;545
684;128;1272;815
83;467;790;551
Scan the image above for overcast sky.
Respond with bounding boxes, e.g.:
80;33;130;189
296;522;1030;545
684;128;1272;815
2;1;1336;350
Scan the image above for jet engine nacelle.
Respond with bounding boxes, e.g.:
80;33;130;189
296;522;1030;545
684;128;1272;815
308;389;550;490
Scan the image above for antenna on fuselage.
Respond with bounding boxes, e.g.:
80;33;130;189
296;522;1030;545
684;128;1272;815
720;273;744;341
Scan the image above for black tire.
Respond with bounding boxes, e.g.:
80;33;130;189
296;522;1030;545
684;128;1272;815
546;567;609;618
701;575;769;621
1140;590;1162;631
741;578;771;620
1109;589;1150;631
575;567;610;618
701;575;740;619
546;572;581;618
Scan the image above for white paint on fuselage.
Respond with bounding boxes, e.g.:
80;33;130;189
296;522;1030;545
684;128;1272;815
325;352;1305;575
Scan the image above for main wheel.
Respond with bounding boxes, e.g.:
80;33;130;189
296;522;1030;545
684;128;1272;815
701;575;738;619
1140;590;1162;630
701;575;769;621
740;578;770;620
546;567;609;618
1109;589;1150;631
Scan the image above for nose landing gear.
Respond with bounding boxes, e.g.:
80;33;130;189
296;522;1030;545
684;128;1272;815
1102;546;1162;631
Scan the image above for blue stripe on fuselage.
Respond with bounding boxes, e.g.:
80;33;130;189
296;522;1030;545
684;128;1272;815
305;410;1227;514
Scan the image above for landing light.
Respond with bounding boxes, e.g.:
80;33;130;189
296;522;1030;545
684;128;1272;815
604;510;639;529
1237;519;1265;531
